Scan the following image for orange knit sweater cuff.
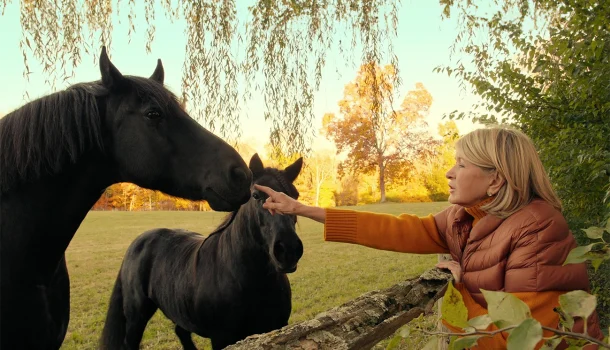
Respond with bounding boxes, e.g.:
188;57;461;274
324;208;359;243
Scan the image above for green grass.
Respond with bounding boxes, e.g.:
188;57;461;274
61;202;450;349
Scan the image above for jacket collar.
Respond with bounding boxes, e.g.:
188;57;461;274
453;205;504;243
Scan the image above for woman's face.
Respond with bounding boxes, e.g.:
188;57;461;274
445;150;496;207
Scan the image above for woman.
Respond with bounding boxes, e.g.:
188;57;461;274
254;127;602;349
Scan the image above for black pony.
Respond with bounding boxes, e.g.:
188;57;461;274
0;47;252;350
100;154;304;350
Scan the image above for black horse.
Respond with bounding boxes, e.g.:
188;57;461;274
0;47;253;350
100;154;304;350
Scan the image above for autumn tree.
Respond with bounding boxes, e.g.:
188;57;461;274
2;0;403;154
324;63;436;203
423;121;459;201
300;150;337;207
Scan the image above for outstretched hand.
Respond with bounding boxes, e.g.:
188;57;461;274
254;184;302;215
435;260;462;283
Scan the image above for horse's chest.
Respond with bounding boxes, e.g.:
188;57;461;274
193;274;291;332
224;277;289;309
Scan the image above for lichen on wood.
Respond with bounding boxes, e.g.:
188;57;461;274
225;268;452;350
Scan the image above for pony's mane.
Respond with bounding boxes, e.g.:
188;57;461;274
207;167;299;237
0;76;177;193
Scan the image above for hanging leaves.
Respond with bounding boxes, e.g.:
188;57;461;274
2;0;401;155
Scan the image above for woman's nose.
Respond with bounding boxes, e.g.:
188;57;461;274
446;166;455;179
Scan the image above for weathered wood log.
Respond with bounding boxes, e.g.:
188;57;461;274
225;268;452;350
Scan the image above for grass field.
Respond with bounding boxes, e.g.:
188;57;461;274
60;202;450;349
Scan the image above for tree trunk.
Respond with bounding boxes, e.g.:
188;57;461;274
225;268;452;350
379;161;386;203
315;165;321;207
316;182;321;207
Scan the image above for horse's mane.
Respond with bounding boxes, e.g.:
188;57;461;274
0;76;177;193
207;168;299;238
0;82;106;192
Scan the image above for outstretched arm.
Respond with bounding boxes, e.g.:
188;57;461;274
255;184;449;254
254;184;327;223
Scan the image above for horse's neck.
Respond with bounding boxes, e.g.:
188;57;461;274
1;154;113;279
218;212;271;274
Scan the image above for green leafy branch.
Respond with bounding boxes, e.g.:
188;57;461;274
421;318;608;350
388;281;609;350
564;219;610;272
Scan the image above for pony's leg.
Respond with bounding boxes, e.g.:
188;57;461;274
210;334;241;350
123;298;157;350
174;325;197;350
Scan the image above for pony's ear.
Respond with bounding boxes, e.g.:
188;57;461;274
99;46;125;90
283;157;303;183
249;153;265;178
150;59;164;84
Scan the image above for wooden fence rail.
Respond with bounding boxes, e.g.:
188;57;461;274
225;268;452;350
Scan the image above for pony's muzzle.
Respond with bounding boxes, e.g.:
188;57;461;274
273;238;303;273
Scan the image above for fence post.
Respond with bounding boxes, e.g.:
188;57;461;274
437;254;453;349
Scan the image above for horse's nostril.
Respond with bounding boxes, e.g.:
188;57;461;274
273;241;286;261
230;167;250;186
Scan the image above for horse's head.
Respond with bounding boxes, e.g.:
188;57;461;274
97;47;252;211
248;154;303;273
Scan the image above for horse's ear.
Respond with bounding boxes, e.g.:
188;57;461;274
283;157;303;183
99;46;125;90
150;59;164;84
249;153;265;178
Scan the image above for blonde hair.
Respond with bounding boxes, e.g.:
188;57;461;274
455;126;561;218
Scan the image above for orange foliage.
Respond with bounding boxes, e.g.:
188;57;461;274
324;62;438;202
92;183;211;211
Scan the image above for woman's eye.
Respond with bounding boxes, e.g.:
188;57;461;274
252;192;260;200
146;111;161;119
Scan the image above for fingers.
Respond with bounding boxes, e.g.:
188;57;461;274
436;261;457;269
263;201;277;211
254;184;275;197
435;261;462;283
256;184;280;215
436;261;459;269
263;197;276;209
262;197;282;215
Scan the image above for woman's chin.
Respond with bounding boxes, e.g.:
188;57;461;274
448;196;467;206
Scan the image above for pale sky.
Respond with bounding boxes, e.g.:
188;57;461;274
0;0;483;153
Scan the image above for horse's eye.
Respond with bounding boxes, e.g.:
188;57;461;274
146;111;161;120
252;192;260;200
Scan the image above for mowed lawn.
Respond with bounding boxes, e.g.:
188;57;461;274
61;202;450;349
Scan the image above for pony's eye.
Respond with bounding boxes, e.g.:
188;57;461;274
252;192;260;200
146;111;161;120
